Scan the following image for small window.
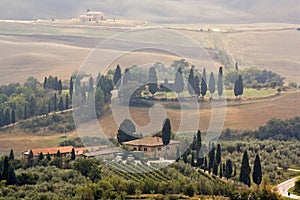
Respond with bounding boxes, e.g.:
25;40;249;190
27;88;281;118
158;148;161;151
144;148;147;151
134;147;137;151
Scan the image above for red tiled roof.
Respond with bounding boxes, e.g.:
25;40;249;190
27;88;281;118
23;146;74;156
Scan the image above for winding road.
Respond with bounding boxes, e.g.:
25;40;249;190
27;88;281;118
277;177;300;199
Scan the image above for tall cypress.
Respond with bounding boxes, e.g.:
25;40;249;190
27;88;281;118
194;76;200;97
219;163;223;178
69;77;74;96
188;68;195;96
202;68;207;84
149;66;158;96
225;159;233;180
7;164;16;185
162;118;171;146
28;96;36;117
239;151;251;187
234;79;239;98
38;152;44;161
58;97;64;111
53;93;57;112
4;109;11;125
43;77;47;89
58;79;63;95
65;94;69;110
238;75;244;97
204;156;208;172
113;64;122;89
174;67;184;96
1;156;9;181
216;144;221;165
88;76;94;93
235;62;239;71
208;144;215;172
217;67;223;99
9;149;14;160
213;161;218;176
201;77;207;97
0;109;3;127
252;154;262;186
71;148;76;160
208;72;215;98
27;150;34;168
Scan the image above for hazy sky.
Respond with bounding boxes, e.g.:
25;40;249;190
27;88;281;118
0;0;299;23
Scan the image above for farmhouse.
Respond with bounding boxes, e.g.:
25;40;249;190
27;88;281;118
80;11;105;22
123;136;180;158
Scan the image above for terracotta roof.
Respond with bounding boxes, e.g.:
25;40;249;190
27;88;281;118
123;137;180;147
23;146;74;156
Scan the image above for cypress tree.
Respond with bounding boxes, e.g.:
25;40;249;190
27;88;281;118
219;66;223;77
28;96;36;117
174;67;184;96
216;144;221;165
7;164;16;185
208;72;215;98
201;77;207;97
217;72;223;99
235;62;239;71
58;79;63;95
113;64;122;89
234;79;239;98
225;159;233;180
202;68;207;84
191;151;195;167
69;77;74;96
123;68;131;86
213;161;218;176
38;152;44;161
233;164;237;177
23;104;28;119
11;108;15;124
71;148;76;160
204;156;208;172
196;130;203;166
65;94;69;110
9;149;14;160
43;77;47;89
58;96;64;111
252;154;262;186
46;153;51;161
27;150;34;168
88;76;94;93
4;109;11;125
188;67;195;96
162;118;171;146
208;145;215;171
2;156;9;180
149;66;158;96
239;151;251;187
56;150;61;157
194;76;200;97
238;75;244;97
0;109;3;127
48;99;51;113
219;163;223;178
53;93;57;111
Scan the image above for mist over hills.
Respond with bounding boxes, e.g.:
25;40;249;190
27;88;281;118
0;0;299;24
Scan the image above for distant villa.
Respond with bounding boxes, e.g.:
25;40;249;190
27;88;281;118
80;11;105;22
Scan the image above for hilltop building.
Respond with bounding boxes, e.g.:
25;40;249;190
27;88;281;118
80;11;105;22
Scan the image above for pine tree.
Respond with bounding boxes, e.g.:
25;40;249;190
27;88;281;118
65;94;69;110
162;118;171;146
53;93;57;111
11;108;15;124
201;77;207;97
216;144;221;165
59;97;64;111
113;64;122;89
239;151;251;187
194;76;200;97
188;68;195;96
225;159;233;180
69;77;74;96
58;79;63;95
71;148;76;160
208;72;215;98
149;66;158;96
9;149;14;160
252;154;262;186
174;67;184;96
